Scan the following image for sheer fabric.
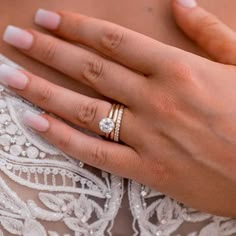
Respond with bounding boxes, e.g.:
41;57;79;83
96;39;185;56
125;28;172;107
0;54;235;236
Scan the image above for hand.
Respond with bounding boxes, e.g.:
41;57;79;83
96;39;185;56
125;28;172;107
1;0;236;216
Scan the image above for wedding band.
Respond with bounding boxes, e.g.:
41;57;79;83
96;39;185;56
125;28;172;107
99;103;125;142
109;104;120;140
114;105;124;142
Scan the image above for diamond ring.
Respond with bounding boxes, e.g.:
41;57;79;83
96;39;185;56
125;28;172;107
99;104;125;142
99;118;115;134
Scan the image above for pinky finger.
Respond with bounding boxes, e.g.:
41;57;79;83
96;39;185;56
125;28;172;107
22;110;140;177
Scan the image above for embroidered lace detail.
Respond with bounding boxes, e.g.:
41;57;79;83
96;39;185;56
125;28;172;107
129;181;236;236
0;54;236;236
0;55;123;235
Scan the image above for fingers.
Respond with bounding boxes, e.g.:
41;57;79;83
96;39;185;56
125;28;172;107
3;26;143;105
0;64;134;143
172;0;236;65
22;111;140;177
33;9;170;74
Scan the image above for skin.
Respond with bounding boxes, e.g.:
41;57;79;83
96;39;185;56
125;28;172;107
2;1;228;234
1;0;236;96
2;0;236;217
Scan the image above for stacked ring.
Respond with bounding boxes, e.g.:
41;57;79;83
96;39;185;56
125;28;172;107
99;104;125;142
114;105;124;142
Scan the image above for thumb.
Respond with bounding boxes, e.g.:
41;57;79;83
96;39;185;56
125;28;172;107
172;0;236;65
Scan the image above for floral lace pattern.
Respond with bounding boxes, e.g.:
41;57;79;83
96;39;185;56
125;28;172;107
0;55;123;235
129;182;236;236
0;54;236;236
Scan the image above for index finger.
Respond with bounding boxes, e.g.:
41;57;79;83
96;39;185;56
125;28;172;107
34;9;170;74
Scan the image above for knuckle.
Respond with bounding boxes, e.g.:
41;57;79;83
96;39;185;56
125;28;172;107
195;14;221;45
73;101;98;126
90;145;108;167
170;61;194;82
40;39;58;62
36;84;54;105
82;56;104;84
101;26;124;53
58;133;73;150
198;14;219;33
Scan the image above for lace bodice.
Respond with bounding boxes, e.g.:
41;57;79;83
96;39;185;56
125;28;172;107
0;54;235;236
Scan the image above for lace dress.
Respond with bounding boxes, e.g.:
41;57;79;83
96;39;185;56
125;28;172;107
0;54;235;236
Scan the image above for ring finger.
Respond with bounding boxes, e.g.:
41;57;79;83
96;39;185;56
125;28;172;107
0;64;134;143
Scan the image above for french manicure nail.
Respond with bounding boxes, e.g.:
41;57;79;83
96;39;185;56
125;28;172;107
23;110;50;132
0;64;28;89
3;25;33;50
35;9;61;30
176;0;197;8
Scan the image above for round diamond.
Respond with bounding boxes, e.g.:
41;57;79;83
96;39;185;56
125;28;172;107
99;118;115;134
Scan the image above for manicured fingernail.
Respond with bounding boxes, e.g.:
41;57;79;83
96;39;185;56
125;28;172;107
23;111;50;132
176;0;197;8
35;9;61;30
3;25;33;50
0;64;28;89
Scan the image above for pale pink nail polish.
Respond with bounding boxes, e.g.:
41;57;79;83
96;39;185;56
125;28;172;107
176;0;197;8
35;9;61;30
23;111;50;132
3;25;33;50
0;64;28;89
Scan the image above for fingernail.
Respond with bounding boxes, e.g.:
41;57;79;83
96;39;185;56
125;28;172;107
23;111;50;132
35;9;61;30
3;25;33;50
176;0;197;8
0;64;28;89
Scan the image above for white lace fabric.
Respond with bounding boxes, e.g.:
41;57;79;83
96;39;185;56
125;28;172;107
0;54;235;236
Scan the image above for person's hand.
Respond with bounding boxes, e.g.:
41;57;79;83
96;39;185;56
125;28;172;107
1;0;236;216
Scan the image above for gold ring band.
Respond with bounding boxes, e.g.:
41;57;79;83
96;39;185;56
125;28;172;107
114;105;124;142
99;103;125;142
109;104;120;140
105;104;116;139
